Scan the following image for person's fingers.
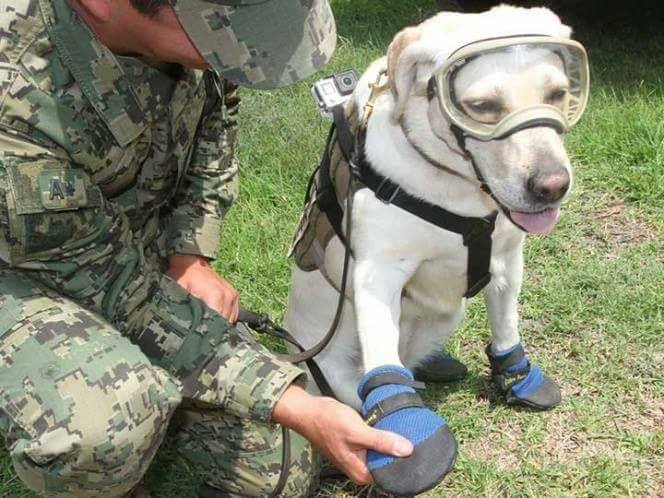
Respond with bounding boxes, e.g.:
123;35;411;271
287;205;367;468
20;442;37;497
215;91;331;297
226;288;239;320
201;287;227;318
222;285;239;319
218;293;233;321
335;451;372;485
353;426;413;457
215;279;238;321
229;298;240;324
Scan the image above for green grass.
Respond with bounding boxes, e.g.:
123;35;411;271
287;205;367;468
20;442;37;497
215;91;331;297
2;1;662;497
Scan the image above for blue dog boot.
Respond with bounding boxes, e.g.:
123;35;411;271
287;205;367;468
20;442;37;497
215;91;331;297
413;349;468;383
358;365;457;496
486;343;561;410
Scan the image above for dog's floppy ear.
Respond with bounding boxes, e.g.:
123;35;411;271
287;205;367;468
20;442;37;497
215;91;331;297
558;23;572;38
387;26;422;122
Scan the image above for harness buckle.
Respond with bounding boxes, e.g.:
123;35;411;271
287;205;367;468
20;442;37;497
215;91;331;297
463;222;488;246
462;214;497;246
374;177;401;204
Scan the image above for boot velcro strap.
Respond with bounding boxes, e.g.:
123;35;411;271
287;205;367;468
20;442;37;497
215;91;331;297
359;373;425;399
364;392;424;426
493;363;531;392
486;343;526;373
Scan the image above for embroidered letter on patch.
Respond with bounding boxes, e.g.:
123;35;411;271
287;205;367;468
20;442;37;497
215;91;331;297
39;170;89;211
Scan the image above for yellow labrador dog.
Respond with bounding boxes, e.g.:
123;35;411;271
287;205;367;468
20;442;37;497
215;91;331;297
286;6;588;492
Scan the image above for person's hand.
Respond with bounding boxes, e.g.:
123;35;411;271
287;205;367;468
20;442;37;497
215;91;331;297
166;253;240;323
272;385;413;484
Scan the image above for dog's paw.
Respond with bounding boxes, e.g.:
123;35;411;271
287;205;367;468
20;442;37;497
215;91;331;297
486;343;561;410
413;350;468;383
358;365;457;496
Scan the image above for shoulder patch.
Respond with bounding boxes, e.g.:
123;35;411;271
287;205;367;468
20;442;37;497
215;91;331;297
6;162;96;214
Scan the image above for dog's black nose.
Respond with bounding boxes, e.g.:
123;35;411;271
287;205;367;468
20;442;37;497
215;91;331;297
527;170;570;203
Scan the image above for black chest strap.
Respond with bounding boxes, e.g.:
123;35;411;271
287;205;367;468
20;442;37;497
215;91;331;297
356;152;497;298
318;107;497;298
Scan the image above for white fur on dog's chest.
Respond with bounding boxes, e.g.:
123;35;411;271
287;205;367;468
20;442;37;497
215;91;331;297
402;213;521;316
406;255;468;314
353;183;522;317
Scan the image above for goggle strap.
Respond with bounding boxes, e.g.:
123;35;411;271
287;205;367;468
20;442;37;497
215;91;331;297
493;118;565;140
426;76;437;101
450;124;528;233
450;123;467;152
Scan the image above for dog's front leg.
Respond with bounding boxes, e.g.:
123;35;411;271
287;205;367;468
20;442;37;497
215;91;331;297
353;258;414;371
352;256;457;494
484;244;561;410
484;246;524;354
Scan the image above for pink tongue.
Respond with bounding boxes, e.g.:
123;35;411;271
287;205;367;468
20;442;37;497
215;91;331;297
510;207;560;234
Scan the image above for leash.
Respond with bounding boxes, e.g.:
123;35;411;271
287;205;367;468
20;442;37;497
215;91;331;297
237;306;338;398
238;166;355;401
238;170;356;494
238;72;389;401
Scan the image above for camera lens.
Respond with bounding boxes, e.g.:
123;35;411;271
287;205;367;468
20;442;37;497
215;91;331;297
333;70;358;96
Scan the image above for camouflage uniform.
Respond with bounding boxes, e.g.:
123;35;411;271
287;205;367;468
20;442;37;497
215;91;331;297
0;0;318;496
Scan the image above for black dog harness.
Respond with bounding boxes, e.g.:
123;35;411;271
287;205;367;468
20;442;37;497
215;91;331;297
316;103;497;298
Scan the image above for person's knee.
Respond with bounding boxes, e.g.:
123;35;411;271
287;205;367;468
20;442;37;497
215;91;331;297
278;430;319;498
9;364;181;497
242;429;318;498
175;407;319;497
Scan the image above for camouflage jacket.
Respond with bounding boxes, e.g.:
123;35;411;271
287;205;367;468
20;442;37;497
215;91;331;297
0;0;304;420
1;0;239;263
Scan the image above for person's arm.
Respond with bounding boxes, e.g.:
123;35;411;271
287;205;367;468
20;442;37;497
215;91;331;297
165;75;241;321
0;129;300;423
166;74;240;261
273;385;414;484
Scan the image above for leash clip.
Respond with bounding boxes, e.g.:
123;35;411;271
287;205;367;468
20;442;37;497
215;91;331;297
349;158;362;179
360;70;389;128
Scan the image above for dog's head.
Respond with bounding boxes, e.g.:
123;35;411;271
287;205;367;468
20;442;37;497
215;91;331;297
387;6;584;233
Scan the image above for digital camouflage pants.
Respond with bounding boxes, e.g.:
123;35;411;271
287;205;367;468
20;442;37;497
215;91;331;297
0;269;318;497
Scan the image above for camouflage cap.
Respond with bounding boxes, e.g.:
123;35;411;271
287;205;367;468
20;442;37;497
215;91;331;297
171;0;337;89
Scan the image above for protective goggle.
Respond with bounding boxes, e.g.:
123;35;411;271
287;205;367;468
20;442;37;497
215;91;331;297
432;36;589;141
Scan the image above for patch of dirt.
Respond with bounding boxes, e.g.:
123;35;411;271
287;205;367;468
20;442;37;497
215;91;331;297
316;481;388;498
540;410;617;462
574;192;657;259
459;404;617;472
457;378;663;471
461;423;522;471
613;389;664;433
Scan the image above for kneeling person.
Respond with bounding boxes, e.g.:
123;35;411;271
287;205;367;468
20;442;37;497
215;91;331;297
0;0;412;496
